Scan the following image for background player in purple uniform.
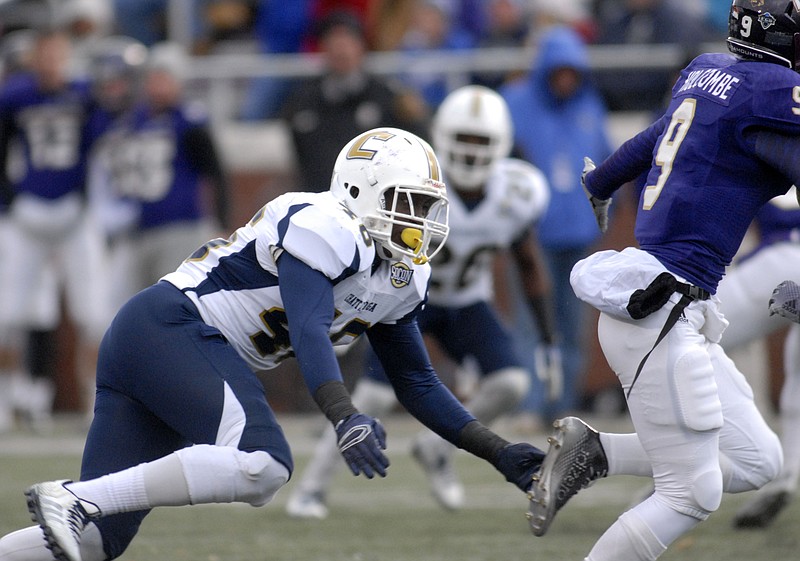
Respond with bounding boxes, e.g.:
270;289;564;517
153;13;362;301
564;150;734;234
525;2;800;559
0;128;546;561
99;41;230;313
0;28;111;425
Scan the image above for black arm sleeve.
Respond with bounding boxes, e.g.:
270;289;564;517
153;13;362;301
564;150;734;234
183;125;230;229
749;129;800;187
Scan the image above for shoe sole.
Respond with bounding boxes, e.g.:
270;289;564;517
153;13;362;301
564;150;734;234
526;419;568;536
25;487;72;561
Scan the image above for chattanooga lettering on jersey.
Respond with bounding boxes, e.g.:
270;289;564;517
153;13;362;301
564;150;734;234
677;68;741;101
344;293;378;312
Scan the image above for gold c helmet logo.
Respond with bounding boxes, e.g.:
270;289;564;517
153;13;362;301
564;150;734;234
390;262;414;288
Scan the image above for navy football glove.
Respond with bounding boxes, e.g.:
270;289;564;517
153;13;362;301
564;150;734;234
495;442;546;492
335;413;390;478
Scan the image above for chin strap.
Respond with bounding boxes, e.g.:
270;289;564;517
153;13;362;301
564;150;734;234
400;227;428;264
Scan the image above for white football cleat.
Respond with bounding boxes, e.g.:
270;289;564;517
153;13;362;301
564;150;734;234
25;480;101;561
411;435;465;510
527;417;608;537
285;490;329;520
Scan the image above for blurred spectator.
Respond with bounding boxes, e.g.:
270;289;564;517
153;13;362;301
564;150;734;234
499;25;613;424
593;0;716;111
0;29;111;428
471;0;534;90
398;0;476;109
96;41;231;313
239;0;315;121
281;9;429;192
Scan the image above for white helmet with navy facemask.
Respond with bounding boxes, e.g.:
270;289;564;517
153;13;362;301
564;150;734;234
330;128;450;264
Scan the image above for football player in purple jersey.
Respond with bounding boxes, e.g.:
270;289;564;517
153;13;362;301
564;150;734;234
526;2;800;560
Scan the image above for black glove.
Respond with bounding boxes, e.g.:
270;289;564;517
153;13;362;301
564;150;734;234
495;443;546;492
335;413;390;479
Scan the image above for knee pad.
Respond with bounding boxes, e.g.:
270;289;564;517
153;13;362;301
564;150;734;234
466;368;530;424
661;467;723;520
483;367;530;404
672;347;722;432
176;445;290;507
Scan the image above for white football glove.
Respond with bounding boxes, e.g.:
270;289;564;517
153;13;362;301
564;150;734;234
533;344;563;402
581;156;611;233
769;280;800;324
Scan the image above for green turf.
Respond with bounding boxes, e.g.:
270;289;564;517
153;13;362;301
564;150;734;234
2;420;799;560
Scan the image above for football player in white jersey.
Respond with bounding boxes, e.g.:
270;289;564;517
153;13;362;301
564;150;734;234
0;128;547;561
286;86;559;519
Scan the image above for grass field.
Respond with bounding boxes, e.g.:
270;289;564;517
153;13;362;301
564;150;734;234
1;413;799;561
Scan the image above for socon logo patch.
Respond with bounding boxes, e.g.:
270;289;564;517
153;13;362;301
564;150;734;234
390;262;414;288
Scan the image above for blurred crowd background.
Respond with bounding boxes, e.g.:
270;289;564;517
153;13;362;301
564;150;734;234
0;0;782;435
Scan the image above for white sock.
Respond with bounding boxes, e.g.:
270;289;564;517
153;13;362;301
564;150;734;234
600;433;653;477
0;523;105;561
68;453;192;515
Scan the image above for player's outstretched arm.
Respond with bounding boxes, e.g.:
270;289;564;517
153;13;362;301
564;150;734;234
367;321;545;490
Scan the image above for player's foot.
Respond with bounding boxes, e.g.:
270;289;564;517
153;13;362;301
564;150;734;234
733;489;792;529
411;435;464;510
285;490;329;520
25;480;101;561
527;417;608;537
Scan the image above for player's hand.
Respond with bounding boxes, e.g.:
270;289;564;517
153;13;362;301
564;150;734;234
769;280;800;324
534;344;563;402
581;157;611;233
495;443;546;492
335;413;390;478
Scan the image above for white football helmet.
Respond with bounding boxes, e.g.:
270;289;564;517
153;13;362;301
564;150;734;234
330;128;449;264
432;85;513;191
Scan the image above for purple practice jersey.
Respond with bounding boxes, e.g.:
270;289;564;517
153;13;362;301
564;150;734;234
587;53;800;293
111;102;211;230
0;73;93;199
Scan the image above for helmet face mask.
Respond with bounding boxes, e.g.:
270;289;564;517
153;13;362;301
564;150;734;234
728;0;800;71
432;85;513;191
331;128;449;264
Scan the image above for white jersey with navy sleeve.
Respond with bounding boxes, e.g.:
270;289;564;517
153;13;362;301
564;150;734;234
429;157;549;307
162;191;430;372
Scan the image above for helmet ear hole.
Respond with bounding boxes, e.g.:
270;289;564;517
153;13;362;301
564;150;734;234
347;183;360;199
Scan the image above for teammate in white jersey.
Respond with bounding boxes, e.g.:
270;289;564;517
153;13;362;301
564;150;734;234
0;128;547;561
287;86;559;519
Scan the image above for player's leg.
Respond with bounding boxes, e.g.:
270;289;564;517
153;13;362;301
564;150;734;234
286;347;397;519
733;323;800;527
26;283;292;561
717;242;800;350
61;215;113;419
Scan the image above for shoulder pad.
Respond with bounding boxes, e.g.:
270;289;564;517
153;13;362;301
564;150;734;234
490;158;551;222
280;199;375;280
